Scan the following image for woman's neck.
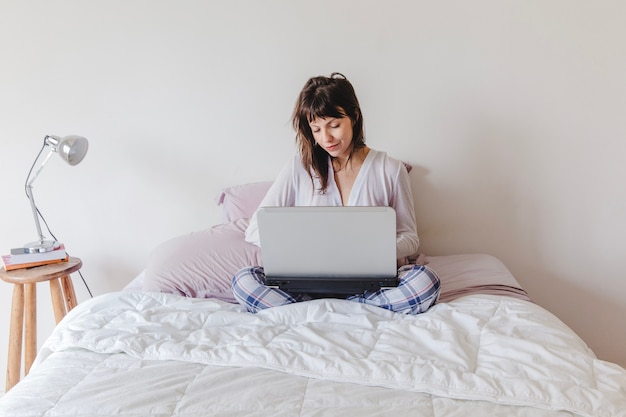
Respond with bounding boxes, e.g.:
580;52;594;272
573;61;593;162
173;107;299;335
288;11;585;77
333;146;370;172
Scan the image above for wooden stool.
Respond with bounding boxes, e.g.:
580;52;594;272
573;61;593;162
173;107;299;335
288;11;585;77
0;257;82;391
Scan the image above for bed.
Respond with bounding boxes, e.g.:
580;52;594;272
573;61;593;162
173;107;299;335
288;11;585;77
1;182;625;417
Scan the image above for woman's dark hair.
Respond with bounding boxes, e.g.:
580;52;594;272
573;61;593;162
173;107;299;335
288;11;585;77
292;72;365;192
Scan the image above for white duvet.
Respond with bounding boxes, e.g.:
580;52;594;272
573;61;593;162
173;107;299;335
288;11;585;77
1;291;625;417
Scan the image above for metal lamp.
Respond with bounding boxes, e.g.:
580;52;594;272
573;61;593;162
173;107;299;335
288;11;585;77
18;135;89;254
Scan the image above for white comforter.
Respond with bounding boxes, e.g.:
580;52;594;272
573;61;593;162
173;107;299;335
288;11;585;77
2;291;625;417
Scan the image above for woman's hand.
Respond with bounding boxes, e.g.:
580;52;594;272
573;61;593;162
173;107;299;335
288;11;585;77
413;253;430;266
398;253;430;268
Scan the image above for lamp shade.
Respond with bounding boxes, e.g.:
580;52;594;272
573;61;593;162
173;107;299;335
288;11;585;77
57;135;89;165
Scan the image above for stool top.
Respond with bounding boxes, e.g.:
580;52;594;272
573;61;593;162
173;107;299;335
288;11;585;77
0;257;82;284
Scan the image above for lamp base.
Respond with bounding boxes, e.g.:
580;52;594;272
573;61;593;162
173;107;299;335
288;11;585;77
13;240;62;254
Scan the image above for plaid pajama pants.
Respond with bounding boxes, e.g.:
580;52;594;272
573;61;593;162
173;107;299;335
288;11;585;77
232;264;441;315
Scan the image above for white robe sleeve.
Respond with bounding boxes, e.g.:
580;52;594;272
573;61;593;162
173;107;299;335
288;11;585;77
391;162;420;259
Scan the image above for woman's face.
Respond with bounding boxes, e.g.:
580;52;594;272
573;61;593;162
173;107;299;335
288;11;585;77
309;115;354;161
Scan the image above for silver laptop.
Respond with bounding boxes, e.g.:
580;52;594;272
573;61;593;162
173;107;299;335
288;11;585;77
257;206;398;296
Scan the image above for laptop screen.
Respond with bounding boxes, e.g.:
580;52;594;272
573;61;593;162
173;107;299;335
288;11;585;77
257;206;397;294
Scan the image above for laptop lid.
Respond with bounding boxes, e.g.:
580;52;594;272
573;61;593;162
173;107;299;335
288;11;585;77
257;206;397;294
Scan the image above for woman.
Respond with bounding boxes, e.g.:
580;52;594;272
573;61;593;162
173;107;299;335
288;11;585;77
232;73;440;314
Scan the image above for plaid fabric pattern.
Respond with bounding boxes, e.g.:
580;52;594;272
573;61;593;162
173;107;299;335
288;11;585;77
347;265;440;314
232;265;440;315
232;267;310;312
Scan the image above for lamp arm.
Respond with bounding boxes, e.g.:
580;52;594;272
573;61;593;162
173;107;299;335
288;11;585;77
26;140;54;188
25;144;54;243
26;183;46;243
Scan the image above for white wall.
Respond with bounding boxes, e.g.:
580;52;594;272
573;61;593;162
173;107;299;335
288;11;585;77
1;0;625;393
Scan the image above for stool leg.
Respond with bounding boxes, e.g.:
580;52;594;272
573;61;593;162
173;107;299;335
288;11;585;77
24;282;37;375
6;284;24;391
61;274;77;312
49;278;67;324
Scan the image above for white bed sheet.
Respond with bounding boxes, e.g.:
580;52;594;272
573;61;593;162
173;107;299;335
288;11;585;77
1;289;624;417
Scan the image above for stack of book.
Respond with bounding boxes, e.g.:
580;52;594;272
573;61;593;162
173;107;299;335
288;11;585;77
1;244;68;271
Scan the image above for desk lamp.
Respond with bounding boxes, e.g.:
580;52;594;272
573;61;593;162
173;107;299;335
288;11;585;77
16;135;89;254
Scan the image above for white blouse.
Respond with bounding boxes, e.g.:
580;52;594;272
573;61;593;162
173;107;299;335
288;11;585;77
245;149;420;259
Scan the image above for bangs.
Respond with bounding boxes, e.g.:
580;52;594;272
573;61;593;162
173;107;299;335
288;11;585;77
303;97;347;123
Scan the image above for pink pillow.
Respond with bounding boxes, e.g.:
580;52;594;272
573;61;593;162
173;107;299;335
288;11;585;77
142;218;261;302
216;181;273;223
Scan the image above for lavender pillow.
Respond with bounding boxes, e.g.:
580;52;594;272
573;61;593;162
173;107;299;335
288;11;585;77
142;218;261;302
216;181;273;223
